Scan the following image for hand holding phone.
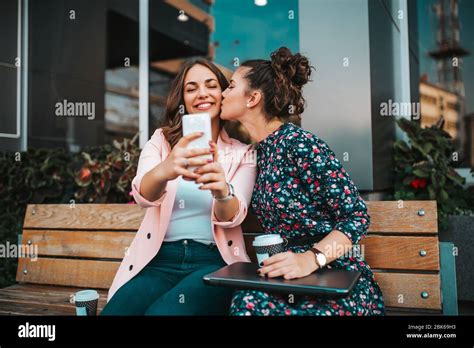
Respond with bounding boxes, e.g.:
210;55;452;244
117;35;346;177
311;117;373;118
181;113;213;171
161;132;212;181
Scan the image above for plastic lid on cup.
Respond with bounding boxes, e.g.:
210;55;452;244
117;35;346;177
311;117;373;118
252;234;284;247
73;289;99;302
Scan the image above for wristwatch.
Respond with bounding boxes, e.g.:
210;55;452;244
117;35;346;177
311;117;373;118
214;182;235;201
309;247;327;268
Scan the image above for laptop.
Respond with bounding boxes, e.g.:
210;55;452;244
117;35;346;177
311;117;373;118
203;262;361;298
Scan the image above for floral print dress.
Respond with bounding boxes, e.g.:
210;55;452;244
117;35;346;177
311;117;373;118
229;122;385;316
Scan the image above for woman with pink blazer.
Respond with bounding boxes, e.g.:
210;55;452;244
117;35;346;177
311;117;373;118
101;59;256;315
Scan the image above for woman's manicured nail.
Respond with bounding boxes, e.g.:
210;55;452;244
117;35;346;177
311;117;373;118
259;262;264;267
207;159;213;163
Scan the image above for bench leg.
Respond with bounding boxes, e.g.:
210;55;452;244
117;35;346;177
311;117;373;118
439;242;458;316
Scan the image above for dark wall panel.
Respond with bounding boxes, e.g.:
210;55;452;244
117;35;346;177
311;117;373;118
29;0;106;84
28;73;104;149
0;0;18;64
0;0;20;152
28;0;106;150
0;66;18;135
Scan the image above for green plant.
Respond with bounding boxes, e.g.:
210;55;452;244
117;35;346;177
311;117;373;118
74;133;140;203
0;148;75;288
392;118;473;231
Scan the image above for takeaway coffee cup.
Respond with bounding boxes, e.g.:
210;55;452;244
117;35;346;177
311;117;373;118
72;290;99;316
252;234;285;266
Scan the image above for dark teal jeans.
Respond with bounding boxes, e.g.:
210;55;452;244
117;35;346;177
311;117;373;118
100;239;233;316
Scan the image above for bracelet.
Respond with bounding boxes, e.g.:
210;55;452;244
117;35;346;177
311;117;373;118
214;182;235;201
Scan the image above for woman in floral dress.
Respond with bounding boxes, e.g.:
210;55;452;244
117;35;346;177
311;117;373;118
219;47;385;316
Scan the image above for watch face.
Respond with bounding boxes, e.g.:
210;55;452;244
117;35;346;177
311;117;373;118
316;253;327;266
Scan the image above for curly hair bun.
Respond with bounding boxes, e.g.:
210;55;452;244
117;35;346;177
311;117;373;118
270;47;312;88
268;47;313;117
241;47;313;119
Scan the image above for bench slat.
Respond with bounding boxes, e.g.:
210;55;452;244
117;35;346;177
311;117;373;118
4;283;102;294
21;230;136;259
16;258;120;289
373;272;441;310
0;284;107;315
242;201;438;234
243;234;440;271
24;201;437;234
23;204;145;230
0;301;73;316
361;236;439;271
366;201;437;233
21;230;440;271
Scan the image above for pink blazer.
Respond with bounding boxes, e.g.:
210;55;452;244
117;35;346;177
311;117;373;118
107;127;256;302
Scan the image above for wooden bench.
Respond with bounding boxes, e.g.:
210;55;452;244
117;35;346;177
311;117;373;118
0;201;457;315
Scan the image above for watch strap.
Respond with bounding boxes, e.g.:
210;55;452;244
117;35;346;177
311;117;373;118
214;182;234;201
310;247;326;267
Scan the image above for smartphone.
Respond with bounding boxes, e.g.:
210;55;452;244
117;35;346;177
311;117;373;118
181;113;213;171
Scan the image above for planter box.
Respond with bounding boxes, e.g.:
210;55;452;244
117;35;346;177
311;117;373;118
439;214;474;302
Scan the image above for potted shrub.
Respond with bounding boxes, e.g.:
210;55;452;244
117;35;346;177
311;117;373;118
391;118;474;301
74;133;140;203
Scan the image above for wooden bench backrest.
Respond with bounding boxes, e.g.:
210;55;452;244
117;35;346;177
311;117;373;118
18;201;440;312
18;204;143;291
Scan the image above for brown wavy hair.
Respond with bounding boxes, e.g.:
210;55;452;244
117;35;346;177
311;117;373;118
241;47;313;121
160;59;229;149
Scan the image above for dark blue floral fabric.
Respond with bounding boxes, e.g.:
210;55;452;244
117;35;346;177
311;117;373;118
230;122;385;316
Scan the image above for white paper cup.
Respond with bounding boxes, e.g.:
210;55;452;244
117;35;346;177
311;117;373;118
252;234;284;266
72;290;99;316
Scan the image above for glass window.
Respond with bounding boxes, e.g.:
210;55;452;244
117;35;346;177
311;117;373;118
417;0;474;168
147;0;300;143
148;0;213;137
0;0;20;151
27;0;139;151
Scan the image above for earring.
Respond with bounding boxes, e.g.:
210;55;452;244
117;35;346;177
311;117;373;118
246;103;250;108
